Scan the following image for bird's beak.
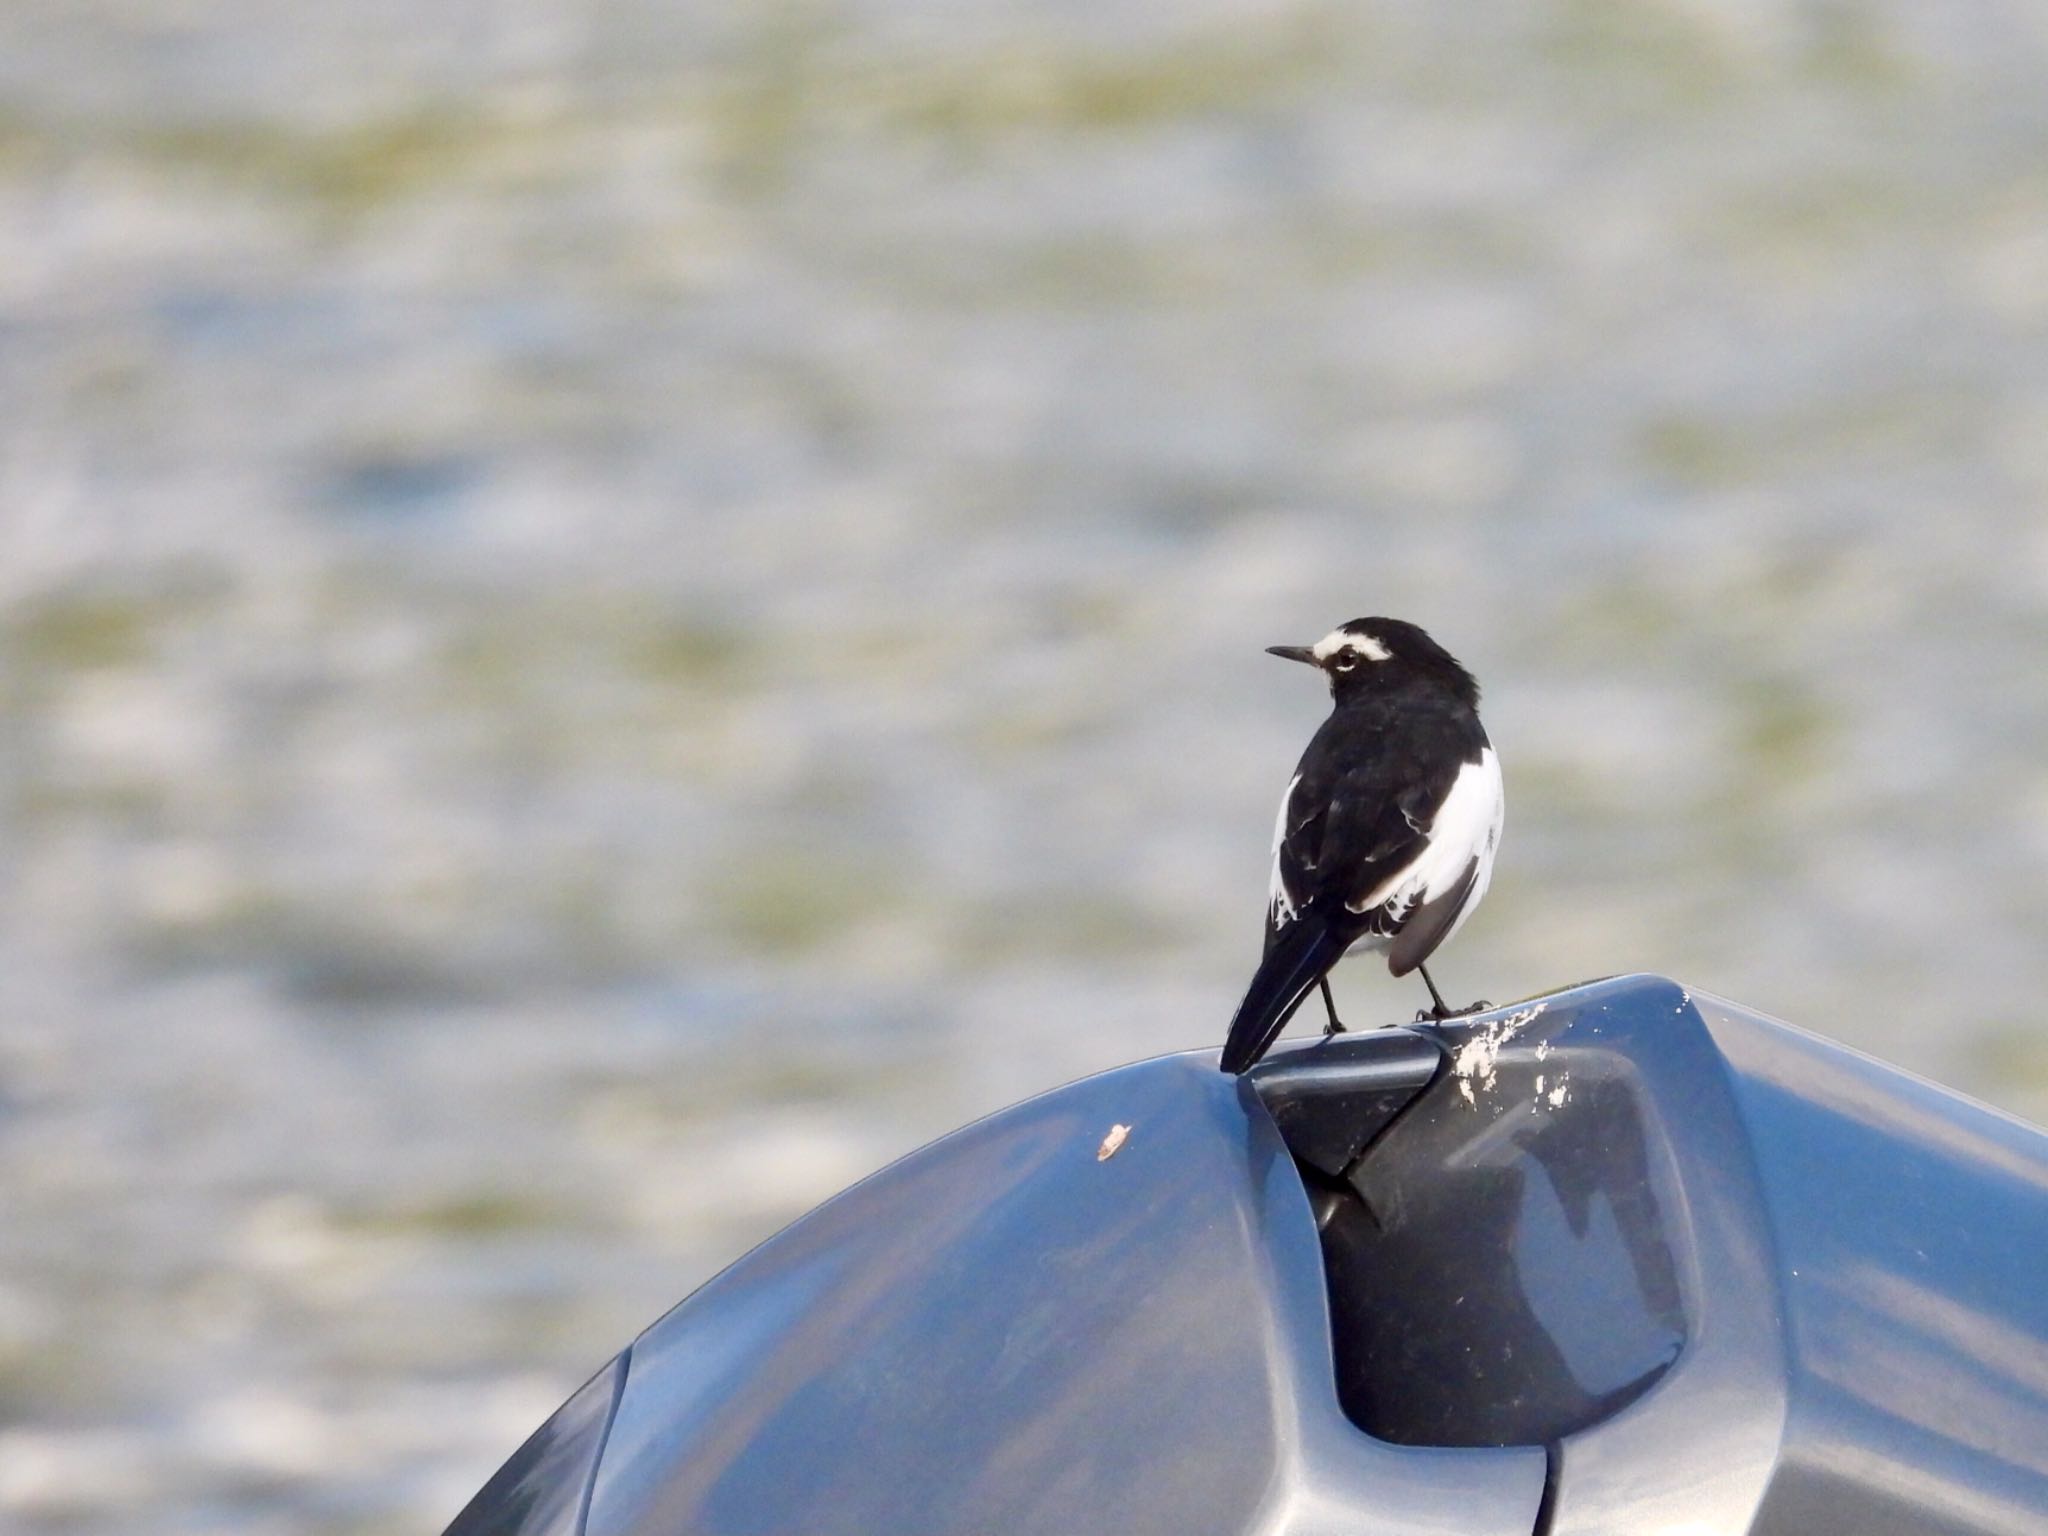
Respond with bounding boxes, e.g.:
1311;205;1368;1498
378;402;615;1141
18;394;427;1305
1265;645;1320;667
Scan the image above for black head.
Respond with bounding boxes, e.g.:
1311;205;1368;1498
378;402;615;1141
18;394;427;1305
1266;617;1480;708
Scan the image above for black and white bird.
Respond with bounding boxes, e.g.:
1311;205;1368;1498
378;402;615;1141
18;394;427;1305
1219;618;1503;1075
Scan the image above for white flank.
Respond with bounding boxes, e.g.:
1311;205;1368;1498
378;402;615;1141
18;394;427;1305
1267;773;1302;923
1347;745;1504;936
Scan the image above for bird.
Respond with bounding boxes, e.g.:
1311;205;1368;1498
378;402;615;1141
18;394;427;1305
1219;617;1503;1075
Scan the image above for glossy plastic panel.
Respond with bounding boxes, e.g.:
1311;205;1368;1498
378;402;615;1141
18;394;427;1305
1413;978;1794;1534
1698;992;2048;1536
1248;974;1790;1524
1248;975;2048;1536
447;974;2048;1536
1247;1027;1443;1180
444;1352;627;1536
579;1053;1546;1536
1321;1037;1686;1445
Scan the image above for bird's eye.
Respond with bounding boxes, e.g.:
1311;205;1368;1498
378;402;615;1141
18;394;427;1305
1332;652;1357;671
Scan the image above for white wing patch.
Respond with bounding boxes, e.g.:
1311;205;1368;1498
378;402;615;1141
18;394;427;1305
1347;746;1503;942
1267;773;1302;925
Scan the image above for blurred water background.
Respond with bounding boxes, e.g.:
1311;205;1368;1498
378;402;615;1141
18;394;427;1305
5;1;2048;1531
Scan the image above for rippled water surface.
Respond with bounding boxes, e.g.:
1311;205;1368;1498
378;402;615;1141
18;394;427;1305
5;2;2048;1531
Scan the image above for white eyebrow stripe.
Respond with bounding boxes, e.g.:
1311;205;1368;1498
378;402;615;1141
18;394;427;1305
1312;629;1390;662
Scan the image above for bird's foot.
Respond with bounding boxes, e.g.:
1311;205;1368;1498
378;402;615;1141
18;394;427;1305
1315;977;1347;1037
1416;999;1492;1023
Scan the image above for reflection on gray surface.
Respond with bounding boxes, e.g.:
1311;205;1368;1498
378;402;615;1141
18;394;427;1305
450;977;2048;1536
1331;1041;1685;1447
1701;995;2048;1536
445;1355;625;1536
452;987;2048;1536
582;1054;1545;1536
1397;980;1795;1535
1372;977;2048;1536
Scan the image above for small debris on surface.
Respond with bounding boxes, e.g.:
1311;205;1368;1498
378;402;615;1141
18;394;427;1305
1531;1071;1572;1111
1096;1123;1131;1160
1451;1002;1547;1107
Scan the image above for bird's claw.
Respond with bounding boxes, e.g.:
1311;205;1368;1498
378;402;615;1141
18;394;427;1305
1321;1017;1348;1038
1416;999;1492;1023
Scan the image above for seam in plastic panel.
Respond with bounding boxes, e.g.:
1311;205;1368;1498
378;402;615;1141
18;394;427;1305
575;1345;632;1536
1531;1444;1560;1536
1334;1036;1451;1192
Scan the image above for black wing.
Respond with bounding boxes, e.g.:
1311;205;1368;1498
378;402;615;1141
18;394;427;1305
1386;855;1481;977
1267;705;1467;949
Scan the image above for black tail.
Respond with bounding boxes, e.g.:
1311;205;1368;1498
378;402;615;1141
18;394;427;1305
1219;918;1346;1074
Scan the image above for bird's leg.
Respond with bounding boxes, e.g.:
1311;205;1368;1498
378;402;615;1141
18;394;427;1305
1415;963;1491;1021
1416;964;1452;1021
1318;977;1347;1036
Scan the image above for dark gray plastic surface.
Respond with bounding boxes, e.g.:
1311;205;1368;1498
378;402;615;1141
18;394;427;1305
1245;1026;1442;1180
580;1053;1545;1536
1699;991;2048;1536
1307;978;1792;1532
445;974;2048;1536
1317;1028;1687;1446
1249;975;2048;1536
444;1352;626;1536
